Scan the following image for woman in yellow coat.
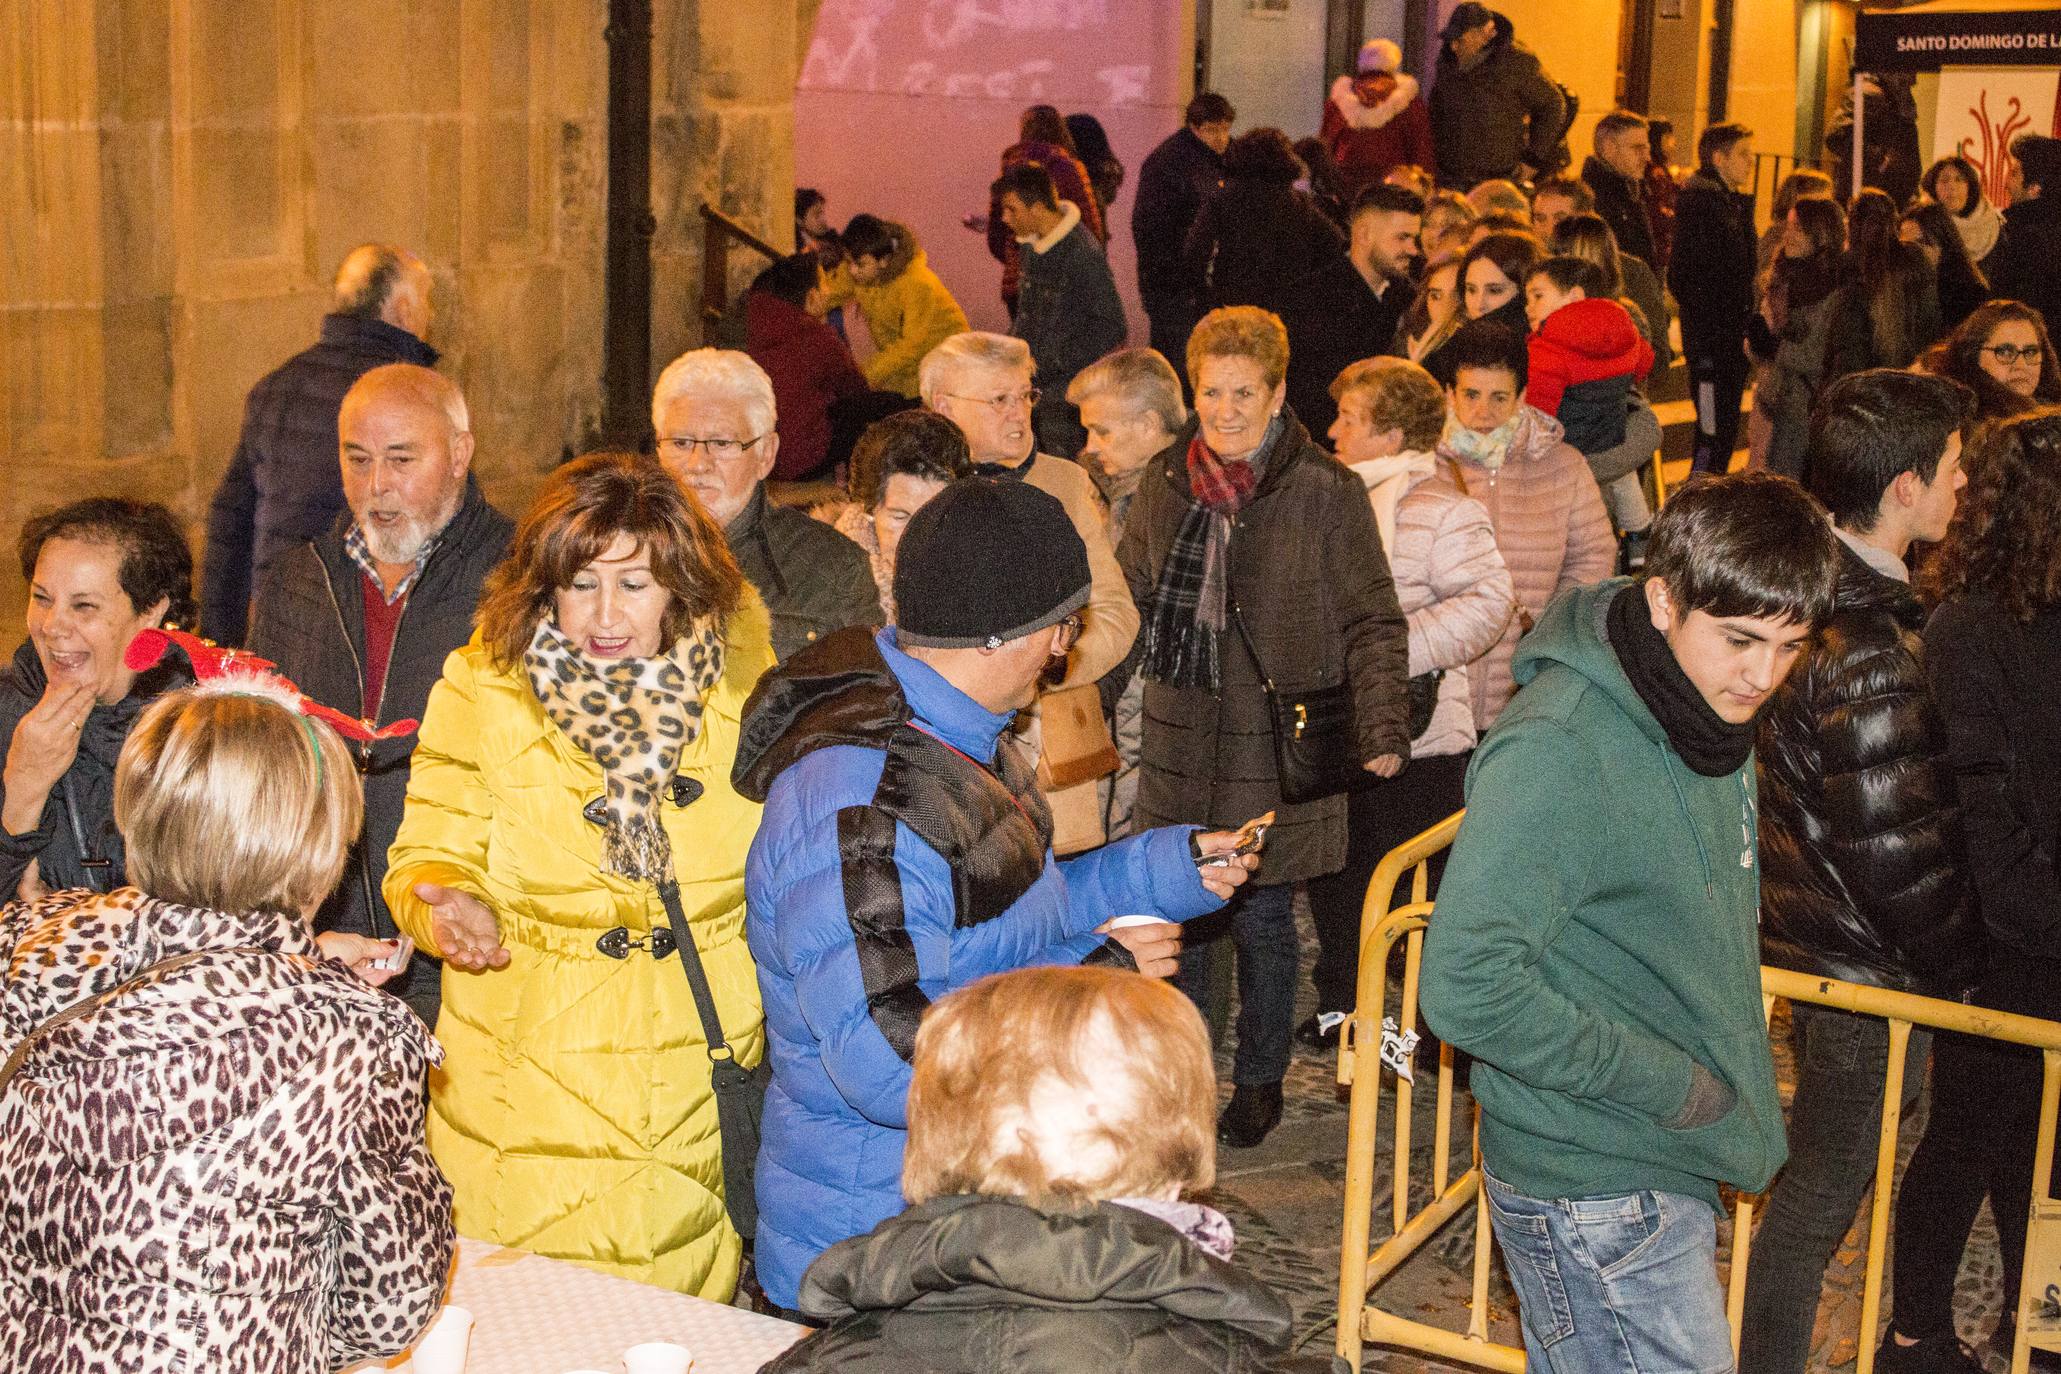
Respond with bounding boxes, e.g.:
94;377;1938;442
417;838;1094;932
384;451;771;1301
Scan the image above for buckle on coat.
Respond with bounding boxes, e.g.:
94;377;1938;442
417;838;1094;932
596;926;677;960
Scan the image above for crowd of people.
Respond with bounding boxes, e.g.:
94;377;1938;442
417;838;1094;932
5;11;2061;1370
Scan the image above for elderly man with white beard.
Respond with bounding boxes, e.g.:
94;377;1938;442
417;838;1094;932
247;363;513;1025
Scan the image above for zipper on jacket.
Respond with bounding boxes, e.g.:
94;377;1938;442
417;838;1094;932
312;546;392;939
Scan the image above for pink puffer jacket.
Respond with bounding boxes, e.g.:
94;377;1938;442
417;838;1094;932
0;887;453;1374
1439;407;1617;732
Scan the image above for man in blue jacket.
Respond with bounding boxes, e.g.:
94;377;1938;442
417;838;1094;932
732;476;1259;1317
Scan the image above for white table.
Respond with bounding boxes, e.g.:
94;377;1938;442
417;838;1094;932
348;1238;809;1374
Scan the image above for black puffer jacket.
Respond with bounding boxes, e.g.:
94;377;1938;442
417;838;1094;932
0;643;192;899
1183;179;1347;318
246;481;513;1024
759;1195;1340;1374
1756;542;1980;996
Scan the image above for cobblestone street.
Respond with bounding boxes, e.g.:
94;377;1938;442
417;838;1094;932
1197;902;2014;1372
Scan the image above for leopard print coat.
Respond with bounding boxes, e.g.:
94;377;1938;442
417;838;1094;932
0;887;455;1373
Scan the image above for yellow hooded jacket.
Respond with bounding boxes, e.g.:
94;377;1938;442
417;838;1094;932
823;220;969;399
383;594;773;1301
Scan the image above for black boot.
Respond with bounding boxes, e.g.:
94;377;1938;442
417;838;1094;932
1217;1082;1284;1148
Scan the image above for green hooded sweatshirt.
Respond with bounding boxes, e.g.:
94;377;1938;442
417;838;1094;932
1420;578;1786;1207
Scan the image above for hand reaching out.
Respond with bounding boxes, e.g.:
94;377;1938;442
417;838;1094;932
414;881;509;971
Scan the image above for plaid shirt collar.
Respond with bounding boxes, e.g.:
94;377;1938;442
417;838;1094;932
345;523;440;605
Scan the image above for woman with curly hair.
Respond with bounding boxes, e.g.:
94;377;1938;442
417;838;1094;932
1921;299;2061;425
1183;128;1347;317
1883;411;2061;1369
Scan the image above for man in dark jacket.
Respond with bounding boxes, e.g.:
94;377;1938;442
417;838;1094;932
1420;473;1842;1374
203;244;437;646
1581;110;1658;267
1131;93;1234;382
247;364;512;1025
1740;370;1978;1374
1280;183;1422;438
1428;4;1567;189
1985;133;2061;335
653;348;878;661
1669;123;1758;475
997;164;1128;459
732;476;1252;1314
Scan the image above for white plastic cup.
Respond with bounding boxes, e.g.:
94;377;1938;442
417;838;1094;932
622;1343;693;1374
1106;914;1167;930
410;1305;474;1374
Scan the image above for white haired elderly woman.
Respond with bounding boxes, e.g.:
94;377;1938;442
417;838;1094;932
761;965;1333;1372
652;346;878;661
0;646;452;1371
1067;348;1187;838
1301;357;1513;1046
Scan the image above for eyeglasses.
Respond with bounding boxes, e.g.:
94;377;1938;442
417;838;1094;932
659;434;770;461
1054;614;1083;652
1983;344;2044;366
941;389;1040;414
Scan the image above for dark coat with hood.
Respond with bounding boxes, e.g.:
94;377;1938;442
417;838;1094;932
1757;541;1981;997
0;644;193;900
759;1195;1340;1374
1428;11;1567;186
746;291;870;480
726;485;881;662
201;313;438;646
245;480;513;1024
1133;126;1227;314
1118;409;1411;885
1668;168;1758;359
0;887;452;1372
1184;156;1348;318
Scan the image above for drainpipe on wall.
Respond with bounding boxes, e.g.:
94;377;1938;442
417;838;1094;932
601;0;656;451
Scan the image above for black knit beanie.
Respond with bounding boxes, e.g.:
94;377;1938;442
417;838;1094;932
893;477;1091;650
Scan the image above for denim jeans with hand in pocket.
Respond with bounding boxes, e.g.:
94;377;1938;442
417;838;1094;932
1485;1171;1735;1374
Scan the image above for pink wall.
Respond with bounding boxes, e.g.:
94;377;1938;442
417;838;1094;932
796;0;1192;344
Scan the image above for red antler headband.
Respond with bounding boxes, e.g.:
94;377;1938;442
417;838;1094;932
124;628;419;743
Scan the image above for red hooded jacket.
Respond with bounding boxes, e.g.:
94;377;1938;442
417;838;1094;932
1526;297;1654;417
745;291;869;480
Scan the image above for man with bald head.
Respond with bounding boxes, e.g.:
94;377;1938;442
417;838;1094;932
248;363;512;1024
203;244;439;645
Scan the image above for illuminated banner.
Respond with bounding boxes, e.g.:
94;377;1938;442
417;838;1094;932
1855;10;2061;71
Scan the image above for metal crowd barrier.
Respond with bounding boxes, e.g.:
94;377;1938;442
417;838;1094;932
1334;810;2061;1374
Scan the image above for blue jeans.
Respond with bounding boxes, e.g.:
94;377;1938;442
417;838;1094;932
1174;881;1296;1085
1739;1004;1927;1374
1485;1171;1735;1373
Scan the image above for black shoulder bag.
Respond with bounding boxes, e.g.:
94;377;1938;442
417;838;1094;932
1226;599;1371;805
656;878;770;1245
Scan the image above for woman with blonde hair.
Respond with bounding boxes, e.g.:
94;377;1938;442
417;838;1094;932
1119;305;1410;1146
384;450;774;1300
0;655;451;1371
762;965;1333;1372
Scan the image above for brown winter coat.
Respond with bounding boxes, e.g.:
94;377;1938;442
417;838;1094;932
0;887;452;1373
1118;411;1410;883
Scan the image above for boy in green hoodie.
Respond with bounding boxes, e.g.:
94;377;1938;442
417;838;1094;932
1420;472;1841;1372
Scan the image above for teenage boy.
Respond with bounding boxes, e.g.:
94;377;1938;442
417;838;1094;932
1421;471;1843;1373
1740;369;1979;1374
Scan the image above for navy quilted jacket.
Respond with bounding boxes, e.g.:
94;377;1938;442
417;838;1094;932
200;314;437;645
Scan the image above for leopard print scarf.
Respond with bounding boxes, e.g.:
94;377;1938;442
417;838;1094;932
522;615;726;882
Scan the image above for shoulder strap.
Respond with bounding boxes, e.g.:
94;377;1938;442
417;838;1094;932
0;948;232;1097
656;880;738;1065
1224;596;1277;693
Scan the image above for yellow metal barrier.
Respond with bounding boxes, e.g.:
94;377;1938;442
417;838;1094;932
1335;810;2061;1374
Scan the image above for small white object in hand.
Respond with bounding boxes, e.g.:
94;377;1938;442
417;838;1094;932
622;1341;693;1374
1379;1015;1421;1083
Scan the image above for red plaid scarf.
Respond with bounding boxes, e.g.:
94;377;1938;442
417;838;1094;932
1185;431;1261;512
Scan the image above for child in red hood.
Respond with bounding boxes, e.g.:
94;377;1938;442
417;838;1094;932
1523;256;1653;456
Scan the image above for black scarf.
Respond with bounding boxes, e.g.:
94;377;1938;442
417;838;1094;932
1606;584;1756;777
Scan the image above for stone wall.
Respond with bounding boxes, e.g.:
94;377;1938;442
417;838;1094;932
0;0;807;630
